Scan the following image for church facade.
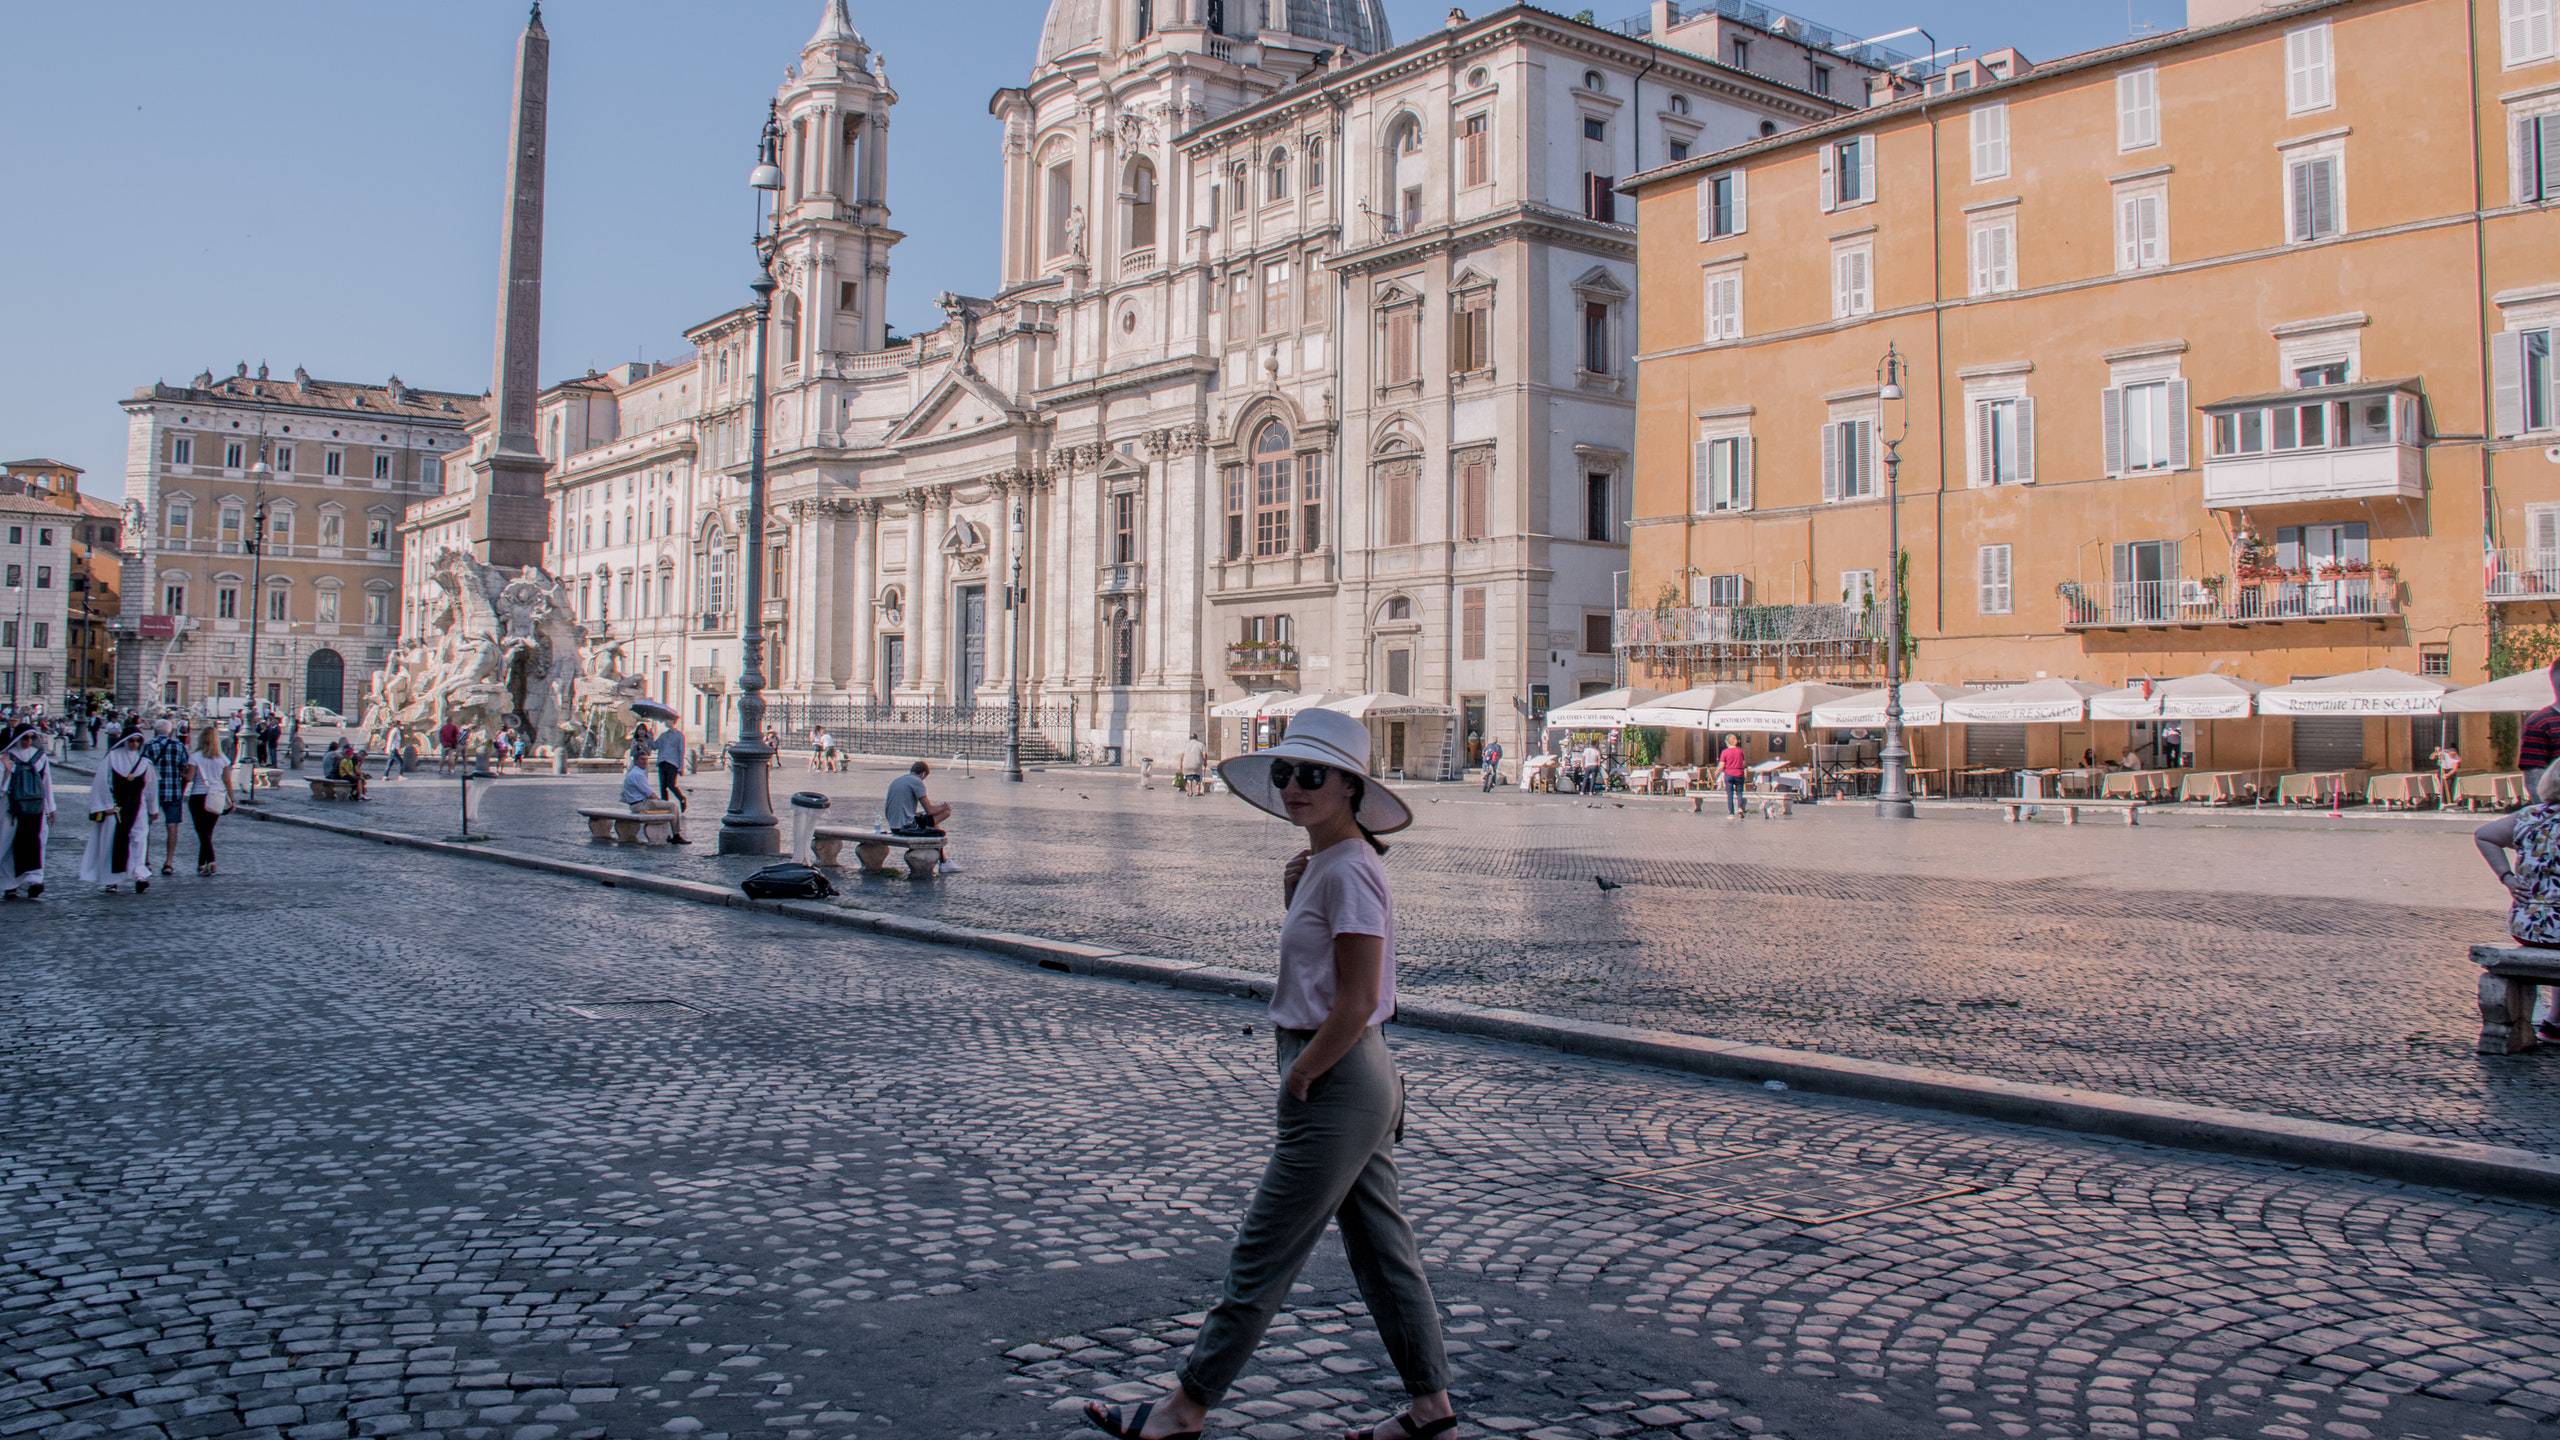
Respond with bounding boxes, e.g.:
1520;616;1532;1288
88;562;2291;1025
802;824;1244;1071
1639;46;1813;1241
408;0;1844;769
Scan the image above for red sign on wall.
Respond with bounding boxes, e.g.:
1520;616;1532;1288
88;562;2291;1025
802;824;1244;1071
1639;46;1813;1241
138;615;176;640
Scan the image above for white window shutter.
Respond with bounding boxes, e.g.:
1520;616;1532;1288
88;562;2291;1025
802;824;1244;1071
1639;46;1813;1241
1731;169;1748;231
2538;116;2560;201
1821;422;1841;502
1993;223;2013;290
1968;400;1989;488
2494;331;2528;438
2117;195;2139;269
1978;546;1997;612
1697;177;1713;240
1735;437;1754;510
2102;387;2127;476
2533;504;2560;558
2016;397;2037;483
2288;161;2313;241
2310;158;2337;236
2516;115;2539;206
1692;439;1715;511
1818;145;1836;212
2139;194;2162;264
1857;137;1877;204
2166;379;2191;470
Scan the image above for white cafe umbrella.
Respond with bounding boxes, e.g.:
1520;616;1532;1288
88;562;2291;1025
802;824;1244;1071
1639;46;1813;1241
1320;692;1456;719
1544;686;1664;730
2441;670;2559;714
1208;690;1293;718
1624;684;1757;729
2257;668;2446;716
1263;691;1343;717
2088;673;2265;722
1943;678;2111;725
1709;681;1861;734
1809;682;1979;730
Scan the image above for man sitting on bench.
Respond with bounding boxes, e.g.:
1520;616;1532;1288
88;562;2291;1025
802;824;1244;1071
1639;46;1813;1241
885;759;957;872
331;742;370;801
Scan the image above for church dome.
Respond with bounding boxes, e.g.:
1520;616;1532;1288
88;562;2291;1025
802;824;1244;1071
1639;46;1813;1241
1037;0;1391;68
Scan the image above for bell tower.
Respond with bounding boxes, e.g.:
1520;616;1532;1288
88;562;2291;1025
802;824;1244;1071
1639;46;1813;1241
772;0;902;369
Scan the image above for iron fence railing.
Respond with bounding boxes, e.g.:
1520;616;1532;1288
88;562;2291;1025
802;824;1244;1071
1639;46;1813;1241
760;698;1078;764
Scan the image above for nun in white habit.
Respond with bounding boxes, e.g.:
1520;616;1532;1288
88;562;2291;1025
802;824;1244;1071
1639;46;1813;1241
1;725;54;900
79;730;159;894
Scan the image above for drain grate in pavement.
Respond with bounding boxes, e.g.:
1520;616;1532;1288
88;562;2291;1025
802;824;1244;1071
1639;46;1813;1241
1602;1144;1978;1226
563;999;702;1020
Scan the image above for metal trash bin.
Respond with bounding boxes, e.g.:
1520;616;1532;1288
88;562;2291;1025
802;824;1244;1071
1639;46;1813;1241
788;791;831;865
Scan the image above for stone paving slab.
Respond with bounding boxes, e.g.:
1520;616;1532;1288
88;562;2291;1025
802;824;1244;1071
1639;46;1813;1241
6;814;2560;1437
265;758;2560;1157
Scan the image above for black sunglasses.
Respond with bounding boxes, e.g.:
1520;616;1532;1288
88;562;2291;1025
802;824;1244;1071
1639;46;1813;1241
1268;759;1338;791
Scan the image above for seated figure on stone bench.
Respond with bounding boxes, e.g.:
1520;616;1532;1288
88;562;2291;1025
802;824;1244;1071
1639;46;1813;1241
885;759;958;872
2476;761;2560;1042
620;755;686;843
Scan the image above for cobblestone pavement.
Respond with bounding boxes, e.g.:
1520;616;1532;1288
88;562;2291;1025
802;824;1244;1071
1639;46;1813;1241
7;817;2560;1439
288;756;2560;1157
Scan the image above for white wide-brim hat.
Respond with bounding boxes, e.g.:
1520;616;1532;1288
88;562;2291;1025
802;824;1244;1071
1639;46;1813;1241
1215;708;1413;835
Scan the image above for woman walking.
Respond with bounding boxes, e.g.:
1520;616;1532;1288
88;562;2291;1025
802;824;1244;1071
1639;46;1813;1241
78;730;159;894
184;725;237;876
1083;709;1459;1440
1;725;56;900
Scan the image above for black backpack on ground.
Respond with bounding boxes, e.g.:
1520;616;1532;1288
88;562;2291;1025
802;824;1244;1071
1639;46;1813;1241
742;863;836;900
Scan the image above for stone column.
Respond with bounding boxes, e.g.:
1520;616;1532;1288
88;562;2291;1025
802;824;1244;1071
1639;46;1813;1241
866;110;890;221
849;499;876;699
988;477;1016;711
912;491;943;696
816;104;837;199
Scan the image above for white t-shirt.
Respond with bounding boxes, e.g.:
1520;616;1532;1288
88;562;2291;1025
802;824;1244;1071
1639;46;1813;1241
187;754;232;795
1270;838;1397;1030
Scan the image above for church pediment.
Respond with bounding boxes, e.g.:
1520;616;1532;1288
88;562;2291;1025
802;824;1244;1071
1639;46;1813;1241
883;364;1027;446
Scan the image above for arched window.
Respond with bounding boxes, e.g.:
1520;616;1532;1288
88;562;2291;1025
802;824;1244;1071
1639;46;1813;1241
1383;115;1424;231
1251;421;1293;557
1125;157;1158;249
1379;594;1414;622
1305;137;1326;191
1109;605;1137;687
777;291;802;363
1375;448;1420;548
1040;141;1077;259
1134;0;1153;37
1267;148;1291;203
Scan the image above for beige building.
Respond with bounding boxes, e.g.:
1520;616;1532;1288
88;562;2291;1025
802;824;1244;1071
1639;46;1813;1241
1620;0;2560;774
0;489;72;707
1;459;120;702
119;365;478;713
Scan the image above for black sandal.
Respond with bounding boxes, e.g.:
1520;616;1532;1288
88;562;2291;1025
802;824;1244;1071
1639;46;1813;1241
1348;1415;1460;1440
1083;1401;1200;1440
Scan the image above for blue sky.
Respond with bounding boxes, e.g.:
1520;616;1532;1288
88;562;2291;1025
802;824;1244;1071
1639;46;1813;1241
0;0;2184;500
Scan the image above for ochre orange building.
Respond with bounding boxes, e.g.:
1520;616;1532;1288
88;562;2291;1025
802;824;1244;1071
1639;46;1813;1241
1621;0;2560;774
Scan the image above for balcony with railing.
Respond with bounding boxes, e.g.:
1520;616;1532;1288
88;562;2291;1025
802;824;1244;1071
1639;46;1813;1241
1226;641;1299;682
1614;602;1884;682
2488;549;2560;603
2200;381;2426;510
2059;572;2401;630
1119;246;1158;278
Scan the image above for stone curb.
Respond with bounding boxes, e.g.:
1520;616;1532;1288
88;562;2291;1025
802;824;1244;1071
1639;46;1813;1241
237;804;2560;1208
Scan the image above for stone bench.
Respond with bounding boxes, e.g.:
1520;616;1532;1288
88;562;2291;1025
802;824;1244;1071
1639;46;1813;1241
811;825;945;880
578;806;676;845
2472;943;2560;1054
2001;797;2143;826
308;778;357;802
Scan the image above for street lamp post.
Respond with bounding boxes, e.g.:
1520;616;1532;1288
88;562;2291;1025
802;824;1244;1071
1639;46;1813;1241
1004;499;1026;783
241;448;272;807
718;102;787;856
1874;342;1915;820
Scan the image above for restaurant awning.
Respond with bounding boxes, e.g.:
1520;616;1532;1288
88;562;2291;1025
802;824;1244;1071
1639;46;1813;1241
1208;689;1294;718
1809;682;1979;730
1544;687;1665;729
1943;678;2111;725
1320;692;1456;720
2441;670;2558;714
2256;668;2445;716
1708;681;1862;734
2088;673;2265;722
1624;684;1759;729
1263;692;1344;717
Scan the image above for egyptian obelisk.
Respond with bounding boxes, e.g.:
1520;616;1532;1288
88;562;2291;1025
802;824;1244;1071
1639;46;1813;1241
469;3;551;571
